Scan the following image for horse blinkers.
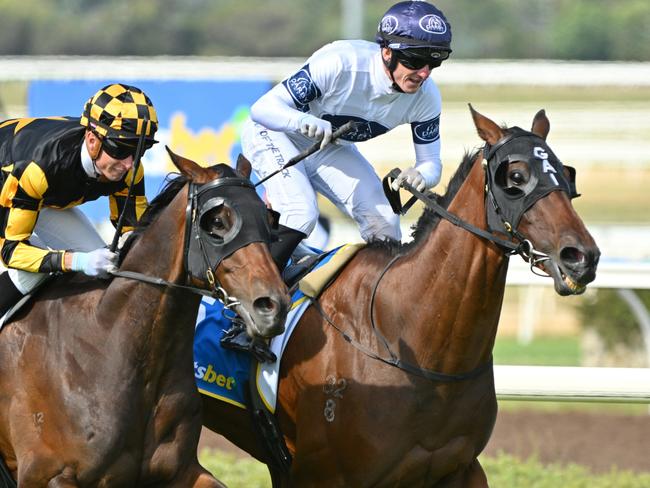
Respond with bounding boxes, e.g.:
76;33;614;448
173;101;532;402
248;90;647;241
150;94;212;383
484;127;580;234
185;178;272;286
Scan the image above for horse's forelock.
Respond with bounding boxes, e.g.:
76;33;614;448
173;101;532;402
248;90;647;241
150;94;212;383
208;163;238;179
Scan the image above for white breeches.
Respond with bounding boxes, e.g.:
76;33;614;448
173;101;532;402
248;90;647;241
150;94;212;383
8;207;106;294
241;120;400;243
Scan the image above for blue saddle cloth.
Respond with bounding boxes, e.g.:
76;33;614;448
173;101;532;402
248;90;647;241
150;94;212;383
193;246;344;408
194;297;252;408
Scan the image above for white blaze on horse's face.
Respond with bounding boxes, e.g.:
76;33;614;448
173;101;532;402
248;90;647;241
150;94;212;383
534;146;559;186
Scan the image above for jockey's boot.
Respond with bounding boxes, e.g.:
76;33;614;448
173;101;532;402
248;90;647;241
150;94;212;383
270;225;307;271
0;271;24;321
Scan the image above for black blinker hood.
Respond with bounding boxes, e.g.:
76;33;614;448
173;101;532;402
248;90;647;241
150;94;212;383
483;127;579;232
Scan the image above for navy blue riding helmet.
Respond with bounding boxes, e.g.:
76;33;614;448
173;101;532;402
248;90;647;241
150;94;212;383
376;1;452;83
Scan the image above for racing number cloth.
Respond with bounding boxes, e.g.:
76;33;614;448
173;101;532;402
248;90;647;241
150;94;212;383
0;117;146;273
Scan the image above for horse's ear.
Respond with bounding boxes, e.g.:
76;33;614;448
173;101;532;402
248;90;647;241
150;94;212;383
236;153;252;179
468;103;503;145
165;146;211;184
531;109;550;140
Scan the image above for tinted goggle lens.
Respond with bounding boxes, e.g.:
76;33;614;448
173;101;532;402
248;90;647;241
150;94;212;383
102;138;153;159
396;49;450;70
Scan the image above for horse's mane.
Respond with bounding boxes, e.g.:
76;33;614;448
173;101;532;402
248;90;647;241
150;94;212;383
139;173;189;227
365;148;482;256
407;148;481;248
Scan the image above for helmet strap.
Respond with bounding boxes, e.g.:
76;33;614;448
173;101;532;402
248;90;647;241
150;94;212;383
382;48;405;94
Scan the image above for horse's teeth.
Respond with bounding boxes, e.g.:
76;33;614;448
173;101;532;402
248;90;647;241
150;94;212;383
564;276;585;294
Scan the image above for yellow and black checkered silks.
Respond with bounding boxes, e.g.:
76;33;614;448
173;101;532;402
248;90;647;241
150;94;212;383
0;117;148;274
80;83;158;141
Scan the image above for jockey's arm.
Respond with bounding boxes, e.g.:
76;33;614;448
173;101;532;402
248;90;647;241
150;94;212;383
0;163;67;274
249;84;309;133
401;89;444;191
413;139;442;189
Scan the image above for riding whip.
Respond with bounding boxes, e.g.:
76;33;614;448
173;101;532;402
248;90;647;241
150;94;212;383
254;120;360;188
109;120;150;253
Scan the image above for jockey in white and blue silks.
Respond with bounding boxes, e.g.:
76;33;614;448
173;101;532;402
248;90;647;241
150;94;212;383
240;1;453;269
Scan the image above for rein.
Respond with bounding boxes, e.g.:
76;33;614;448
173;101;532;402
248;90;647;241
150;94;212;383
110;269;239;304
320;141;564;383
383;167;548;263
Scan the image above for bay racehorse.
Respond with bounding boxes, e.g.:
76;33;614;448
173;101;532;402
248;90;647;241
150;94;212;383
0;149;289;487
201;106;600;487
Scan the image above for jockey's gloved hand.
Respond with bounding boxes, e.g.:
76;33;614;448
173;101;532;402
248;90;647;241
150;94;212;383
391;167;426;192
71;248;118;278
298;115;333;149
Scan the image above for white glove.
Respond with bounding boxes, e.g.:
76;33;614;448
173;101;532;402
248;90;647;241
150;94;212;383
391;167;426;192
70;248;118;278
298;115;333;149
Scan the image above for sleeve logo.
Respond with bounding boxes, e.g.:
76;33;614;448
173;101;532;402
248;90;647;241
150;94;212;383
282;64;322;107
412;116;440;144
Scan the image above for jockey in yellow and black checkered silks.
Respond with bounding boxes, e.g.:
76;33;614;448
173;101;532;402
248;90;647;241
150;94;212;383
0;84;158;318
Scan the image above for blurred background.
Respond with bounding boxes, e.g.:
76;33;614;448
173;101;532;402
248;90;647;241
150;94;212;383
1;1;649;485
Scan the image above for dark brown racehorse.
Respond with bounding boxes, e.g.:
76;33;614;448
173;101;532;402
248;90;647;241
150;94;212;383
201;107;600;486
0;150;289;487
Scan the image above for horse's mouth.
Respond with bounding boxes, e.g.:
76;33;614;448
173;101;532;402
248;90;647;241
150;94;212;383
540;259;587;296
233;303;286;339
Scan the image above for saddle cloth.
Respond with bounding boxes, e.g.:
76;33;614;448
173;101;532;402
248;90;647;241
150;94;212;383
194;243;363;412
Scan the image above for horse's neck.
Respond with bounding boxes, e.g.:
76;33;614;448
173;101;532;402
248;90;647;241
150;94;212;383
389;158;508;372
100;185;199;351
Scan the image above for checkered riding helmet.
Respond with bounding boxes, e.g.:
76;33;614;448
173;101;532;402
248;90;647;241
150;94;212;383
80;83;158;143
376;1;452;52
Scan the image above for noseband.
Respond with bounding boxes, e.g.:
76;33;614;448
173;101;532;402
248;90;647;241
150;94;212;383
112;175;271;307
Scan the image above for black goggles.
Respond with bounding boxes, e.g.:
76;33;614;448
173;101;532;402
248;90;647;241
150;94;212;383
395;48;450;70
102;137;153;160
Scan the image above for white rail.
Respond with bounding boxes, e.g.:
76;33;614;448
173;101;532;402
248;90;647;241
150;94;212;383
494;365;650;403
1;56;650;86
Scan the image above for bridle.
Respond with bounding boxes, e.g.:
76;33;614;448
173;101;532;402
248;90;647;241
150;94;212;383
111;175;272;310
383;128;580;274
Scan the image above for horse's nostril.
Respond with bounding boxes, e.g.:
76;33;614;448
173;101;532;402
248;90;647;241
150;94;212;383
253;296;277;315
560;246;585;267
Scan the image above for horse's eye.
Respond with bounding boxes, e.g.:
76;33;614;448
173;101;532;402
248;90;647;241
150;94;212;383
509;170;527;185
212;218;225;231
